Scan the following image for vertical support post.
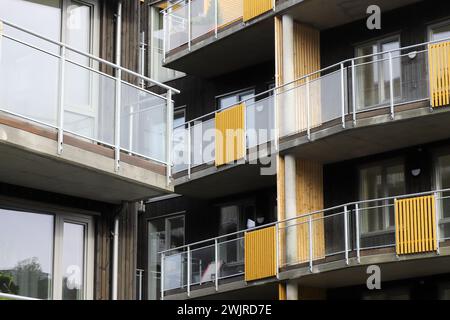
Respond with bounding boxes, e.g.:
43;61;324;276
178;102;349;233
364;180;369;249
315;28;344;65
388;51;395;120
214;0;218;38
340;63;346;129
163;11;167;63
306;76;311;140
187;246;191;297
112;215;119;300
138;270;143;300
344;205;349;265
114;0;122;173
214;238;219;291
187;122;191;179
308;216;313;273
160;253;165;300
57;45;66;155
275;223;280;278
355;203;360;263
274;86;279;152
351;59;357;126
435;192;440;255
166;90;173;186
188;0;191;51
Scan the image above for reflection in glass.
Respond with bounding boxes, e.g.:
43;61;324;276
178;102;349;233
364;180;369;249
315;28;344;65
0;209;54;299
62;222;85;300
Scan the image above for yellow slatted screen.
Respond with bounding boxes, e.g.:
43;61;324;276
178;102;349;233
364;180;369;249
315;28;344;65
428;41;450;108
214;104;245;166
218;0;243;28
245;226;277;281
395;195;437;255
278;283;286;300
243;0;273;22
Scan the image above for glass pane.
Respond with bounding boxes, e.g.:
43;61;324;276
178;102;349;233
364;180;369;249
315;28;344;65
65;2;92;114
191;0;216;41
62;222;85;300
0;209;53;299
166;1;189;51
167;216;185;249
218;95;238;110
438;155;450;219
245;94;275;148
431;24;450;42
148;219;165;300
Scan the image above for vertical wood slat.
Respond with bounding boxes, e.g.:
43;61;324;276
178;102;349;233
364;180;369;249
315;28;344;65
428;41;450;108
395;195;437;255
243;0;273;22
214;104;245;166
244;226;277;281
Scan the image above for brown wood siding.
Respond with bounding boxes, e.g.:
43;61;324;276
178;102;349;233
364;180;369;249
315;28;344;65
295;159;325;261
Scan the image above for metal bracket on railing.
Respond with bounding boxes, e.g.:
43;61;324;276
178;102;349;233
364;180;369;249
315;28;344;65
308;216;313;273
160;253;165;300
388;52;395;120
340;63;346;129
344;205;349;265
306;76;311;141
355;203;361;264
57;45;66;155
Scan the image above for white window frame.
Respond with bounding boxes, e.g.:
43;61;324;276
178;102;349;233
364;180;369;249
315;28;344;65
0;204;95;300
428;19;450;42
216;87;255;110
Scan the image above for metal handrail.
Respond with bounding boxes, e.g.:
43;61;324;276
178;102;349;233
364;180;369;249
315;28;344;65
172;36;450;130
159;188;450;255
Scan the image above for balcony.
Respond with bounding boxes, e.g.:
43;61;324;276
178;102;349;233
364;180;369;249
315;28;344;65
171;37;450;198
160;0;423;78
159;188;450;299
0;19;179;203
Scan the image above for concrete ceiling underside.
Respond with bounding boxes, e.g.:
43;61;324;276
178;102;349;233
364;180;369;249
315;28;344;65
296;255;450;289
0;143;168;204
164;17;275;78
284;0;423;30
174;162;276;199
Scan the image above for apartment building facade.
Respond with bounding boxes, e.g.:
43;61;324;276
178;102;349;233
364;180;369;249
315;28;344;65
0;0;178;300
137;0;450;300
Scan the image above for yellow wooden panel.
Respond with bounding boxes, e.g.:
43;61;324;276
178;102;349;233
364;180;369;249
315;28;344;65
395;195;437;255
243;0;273;22
218;0;243;28
214;104;245;166
244;226;277;281
428;41;450;108
278;283;286;300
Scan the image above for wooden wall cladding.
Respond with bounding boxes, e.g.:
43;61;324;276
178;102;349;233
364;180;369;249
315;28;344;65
395;195;437;255
218;0;243;28
295;159;325;262
428;41;450;108
243;0;273;22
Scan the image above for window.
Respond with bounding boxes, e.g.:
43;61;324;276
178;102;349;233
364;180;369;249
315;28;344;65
434;152;450;239
429;21;450;42
147;214;185;300
0;208;94;300
149;6;184;83
359;160;405;234
355;36;401;110
173;107;188;172
217;89;255;110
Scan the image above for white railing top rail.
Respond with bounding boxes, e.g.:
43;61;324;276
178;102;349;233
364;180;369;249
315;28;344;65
0;292;40;300
159;187;450;255
173;35;450;130
0;18;180;95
